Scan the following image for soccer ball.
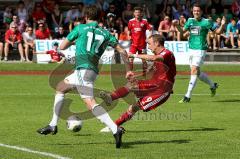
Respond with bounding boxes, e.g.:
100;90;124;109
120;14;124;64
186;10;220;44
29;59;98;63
66;115;83;132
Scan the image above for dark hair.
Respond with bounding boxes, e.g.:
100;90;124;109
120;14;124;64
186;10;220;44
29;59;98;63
192;3;202;10
53;42;59;46
149;34;165;46
84;6;98;20
134;6;143;12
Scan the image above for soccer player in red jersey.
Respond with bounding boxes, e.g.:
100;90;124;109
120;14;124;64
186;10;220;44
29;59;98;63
100;34;176;132
37;42;65;63
128;7;152;77
46;42;65;63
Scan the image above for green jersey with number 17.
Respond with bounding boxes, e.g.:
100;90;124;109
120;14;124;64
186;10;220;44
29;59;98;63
184;18;213;50
66;22;118;73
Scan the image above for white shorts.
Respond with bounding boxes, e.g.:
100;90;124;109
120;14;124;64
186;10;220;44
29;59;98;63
65;69;97;98
189;49;206;67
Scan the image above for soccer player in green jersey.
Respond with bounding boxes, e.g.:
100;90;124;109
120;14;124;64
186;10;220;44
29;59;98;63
37;6;133;148
177;3;225;103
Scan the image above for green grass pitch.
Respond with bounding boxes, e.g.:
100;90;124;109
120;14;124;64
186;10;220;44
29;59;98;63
0;63;240;159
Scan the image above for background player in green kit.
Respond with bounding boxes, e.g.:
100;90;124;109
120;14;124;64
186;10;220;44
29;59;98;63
37;6;133;148
177;3;226;103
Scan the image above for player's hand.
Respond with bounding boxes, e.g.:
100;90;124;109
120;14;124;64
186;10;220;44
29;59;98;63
126;71;134;79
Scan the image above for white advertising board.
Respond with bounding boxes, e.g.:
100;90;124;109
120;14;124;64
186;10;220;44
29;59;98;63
35;40;190;65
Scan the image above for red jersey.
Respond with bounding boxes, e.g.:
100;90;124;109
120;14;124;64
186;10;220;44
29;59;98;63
152;48;176;84
5;29;22;42
47;50;64;62
136;48;176;97
35;28;51;39
32;11;46;22
128;18;152;47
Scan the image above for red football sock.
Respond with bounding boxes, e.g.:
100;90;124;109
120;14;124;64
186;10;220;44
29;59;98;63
111;87;130;100
115;111;133;126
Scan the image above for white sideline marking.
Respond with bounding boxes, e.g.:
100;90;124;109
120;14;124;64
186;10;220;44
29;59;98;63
0;143;71;159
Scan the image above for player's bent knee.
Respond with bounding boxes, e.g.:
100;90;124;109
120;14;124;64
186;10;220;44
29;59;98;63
56;80;72;93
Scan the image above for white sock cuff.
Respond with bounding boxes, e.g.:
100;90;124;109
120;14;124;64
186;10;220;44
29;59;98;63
191;75;197;78
56;93;65;97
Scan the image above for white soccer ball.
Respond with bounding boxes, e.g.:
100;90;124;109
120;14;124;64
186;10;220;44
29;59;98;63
66;115;83;132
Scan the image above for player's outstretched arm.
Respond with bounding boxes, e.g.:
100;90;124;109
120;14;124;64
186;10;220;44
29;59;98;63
115;44;131;71
60;39;74;50
114;44;134;79
129;54;163;62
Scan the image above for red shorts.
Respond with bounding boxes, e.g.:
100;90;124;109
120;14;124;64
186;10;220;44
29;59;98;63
134;80;173;112
129;44;146;54
138;92;170;112
135;80;173;97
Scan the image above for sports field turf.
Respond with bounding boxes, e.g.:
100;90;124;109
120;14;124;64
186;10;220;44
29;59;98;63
0;63;240;159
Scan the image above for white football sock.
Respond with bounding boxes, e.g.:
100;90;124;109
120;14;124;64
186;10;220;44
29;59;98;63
198;72;215;88
92;105;118;134
185;75;197;98
49;93;65;127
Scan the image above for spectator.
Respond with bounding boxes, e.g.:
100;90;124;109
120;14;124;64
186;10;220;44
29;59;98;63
22;26;36;61
16;1;28;25
3;6;13;29
64;5;81;28
96;0;108;21
106;13;118;39
106;3;118;19
207;17;222;50
10;15;26;34
221;8;233;24
182;0;191;19
77;2;85;18
23;0;35;16
176;15;189;41
53;26;68;40
51;3;63;33
111;0;127;18
32;3;47;30
119;26;131;41
122;3;133;26
35;21;52;40
210;8;219;22
96;0;109;12
4;23;25;61
142;4;151;20
115;17;124;33
207;0;224;15
82;0;96;6
172;3;184;20
158;16;176;40
69;17;83;32
159;0;173;20
42;0;56;25
225;19;240;48
38;42;65;63
231;0;240;18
